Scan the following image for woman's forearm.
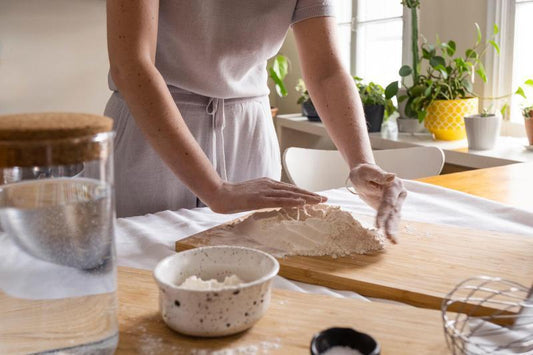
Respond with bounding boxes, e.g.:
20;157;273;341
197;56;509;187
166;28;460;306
293;17;374;169
305;69;375;169
111;60;223;203
106;0;224;205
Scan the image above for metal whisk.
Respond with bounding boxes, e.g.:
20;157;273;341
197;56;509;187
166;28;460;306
441;276;533;354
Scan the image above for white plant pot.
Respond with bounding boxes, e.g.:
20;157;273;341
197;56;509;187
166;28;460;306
397;117;426;133
396;88;427;133
464;113;501;150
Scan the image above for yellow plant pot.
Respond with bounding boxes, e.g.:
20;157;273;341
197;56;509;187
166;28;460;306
424;98;479;140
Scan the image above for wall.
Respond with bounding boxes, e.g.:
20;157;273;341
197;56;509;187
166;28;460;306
269;30;303;116
272;0;490;114
1;0;490;116
0;0;109;115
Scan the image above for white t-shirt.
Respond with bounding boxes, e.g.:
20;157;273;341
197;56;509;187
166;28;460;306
109;0;335;99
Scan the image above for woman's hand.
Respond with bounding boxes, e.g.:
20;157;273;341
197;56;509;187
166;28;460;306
349;163;407;243
205;178;327;214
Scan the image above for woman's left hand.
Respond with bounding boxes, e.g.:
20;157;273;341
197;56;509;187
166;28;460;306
349;163;407;243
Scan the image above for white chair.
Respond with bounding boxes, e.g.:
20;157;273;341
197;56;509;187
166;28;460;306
282;146;445;191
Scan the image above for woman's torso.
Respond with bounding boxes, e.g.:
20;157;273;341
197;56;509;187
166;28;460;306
108;0;334;99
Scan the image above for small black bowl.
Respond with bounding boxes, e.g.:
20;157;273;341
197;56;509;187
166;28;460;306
310;327;380;355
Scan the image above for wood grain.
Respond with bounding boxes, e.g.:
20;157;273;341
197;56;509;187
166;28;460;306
176;217;533;314
0;291;117;354
418;162;533;211
117;266;448;354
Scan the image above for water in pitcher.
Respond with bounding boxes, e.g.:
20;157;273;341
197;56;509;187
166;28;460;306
0;178;118;354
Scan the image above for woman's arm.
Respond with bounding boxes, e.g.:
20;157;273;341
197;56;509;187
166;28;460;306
107;0;324;213
293;17;407;241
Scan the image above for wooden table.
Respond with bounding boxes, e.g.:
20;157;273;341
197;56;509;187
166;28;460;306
115;164;531;353
117;267;448;354
418;162;533;211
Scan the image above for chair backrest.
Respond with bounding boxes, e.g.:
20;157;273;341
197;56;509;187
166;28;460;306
282;146;445;191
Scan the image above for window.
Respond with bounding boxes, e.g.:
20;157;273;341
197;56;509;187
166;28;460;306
486;0;533;132
335;0;405;87
511;0;533;122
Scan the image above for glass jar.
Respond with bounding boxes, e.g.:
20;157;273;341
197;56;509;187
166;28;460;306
0;113;118;354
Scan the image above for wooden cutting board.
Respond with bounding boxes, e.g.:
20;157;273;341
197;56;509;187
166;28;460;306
117;266;449;354
176;214;533;313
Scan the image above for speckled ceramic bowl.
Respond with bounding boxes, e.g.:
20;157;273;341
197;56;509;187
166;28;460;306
153;246;279;337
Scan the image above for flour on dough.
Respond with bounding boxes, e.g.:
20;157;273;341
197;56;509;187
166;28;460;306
205;204;385;258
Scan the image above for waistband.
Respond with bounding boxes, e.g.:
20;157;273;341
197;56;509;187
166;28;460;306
167;86;267;106
112;86;267;106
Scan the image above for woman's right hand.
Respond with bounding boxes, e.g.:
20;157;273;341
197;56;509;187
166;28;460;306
205;178;327;214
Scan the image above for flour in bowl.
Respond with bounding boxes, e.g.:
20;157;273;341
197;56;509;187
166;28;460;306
204;204;385;258
178;275;244;290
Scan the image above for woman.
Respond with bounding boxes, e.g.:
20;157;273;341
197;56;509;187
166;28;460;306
105;0;406;242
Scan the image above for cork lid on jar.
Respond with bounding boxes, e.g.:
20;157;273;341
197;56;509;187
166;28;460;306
0;113;113;167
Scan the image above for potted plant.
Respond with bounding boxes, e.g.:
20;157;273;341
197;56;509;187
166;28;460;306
387;23;499;140
516;79;533;146
295;79;320;121
268;54;289;118
385;0;425;133
354;77;395;132
296;78;395;131
464;109;501;150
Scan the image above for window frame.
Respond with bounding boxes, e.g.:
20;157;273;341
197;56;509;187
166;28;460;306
485;0;531;136
336;1;409;78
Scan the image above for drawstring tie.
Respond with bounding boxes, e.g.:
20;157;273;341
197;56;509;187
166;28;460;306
206;98;228;181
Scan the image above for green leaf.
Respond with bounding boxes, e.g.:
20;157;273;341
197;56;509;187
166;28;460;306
424;85;432;97
434;64;448;79
430;56;446;68
476;62;487;82
446;41;456;56
269;67;287;97
474;22;482;46
525;79;533;87
454;57;467;70
399;65;412;77
405;97;417;118
465;49;478;60
516;87;527;99
489;40;500;55
409;84;425;97
385;81;399;99
493;23;499;35
272;55;288;80
500;103;509;117
461;78;473;93
417;110;427;123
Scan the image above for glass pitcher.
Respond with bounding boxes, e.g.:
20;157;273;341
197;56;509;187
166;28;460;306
0;113;118;354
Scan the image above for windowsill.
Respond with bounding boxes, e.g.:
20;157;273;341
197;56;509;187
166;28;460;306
370;131;532;169
275;114;533;170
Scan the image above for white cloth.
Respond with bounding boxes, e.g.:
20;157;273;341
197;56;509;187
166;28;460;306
114;180;533;299
0;236;115;299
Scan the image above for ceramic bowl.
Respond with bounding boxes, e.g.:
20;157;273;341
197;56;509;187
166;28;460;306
310;327;380;355
153;246;279;337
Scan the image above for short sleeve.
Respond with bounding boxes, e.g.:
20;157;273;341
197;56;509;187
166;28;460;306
291;0;336;25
